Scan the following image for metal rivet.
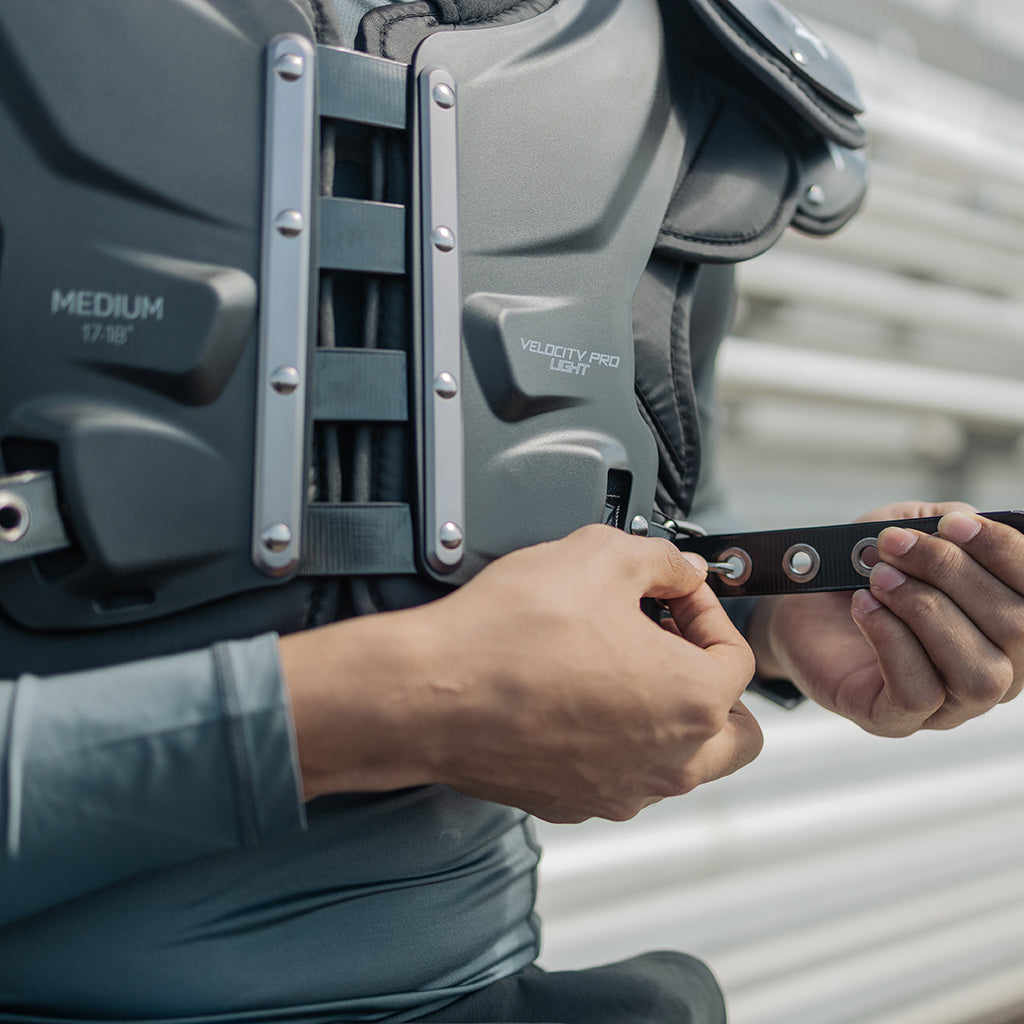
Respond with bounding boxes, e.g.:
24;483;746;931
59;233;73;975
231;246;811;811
434;372;458;399
275;209;304;237
630;515;650;537
439;522;464;549
0;491;29;544
275;52;305;81
790;48;807;65
271;365;301;395
432;83;455;109
431;226;455;252
806;184;826;207
260;523;293;553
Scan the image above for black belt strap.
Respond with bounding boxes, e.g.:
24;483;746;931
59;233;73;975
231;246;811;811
677;510;1024;598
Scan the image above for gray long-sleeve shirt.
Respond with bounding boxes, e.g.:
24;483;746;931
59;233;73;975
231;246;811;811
0;636;540;1022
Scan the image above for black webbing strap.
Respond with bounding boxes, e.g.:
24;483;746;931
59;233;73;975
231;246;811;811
312;349;408;422
319;197;406;275
301;503;417;575
677;510;1024;598
317;45;408;128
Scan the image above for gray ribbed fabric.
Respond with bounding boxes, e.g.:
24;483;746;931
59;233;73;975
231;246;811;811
0;636;540;1022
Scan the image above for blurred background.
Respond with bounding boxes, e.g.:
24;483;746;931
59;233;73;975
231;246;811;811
534;3;1024;1023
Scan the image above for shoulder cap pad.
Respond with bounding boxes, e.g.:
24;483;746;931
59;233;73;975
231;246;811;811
687;0;866;148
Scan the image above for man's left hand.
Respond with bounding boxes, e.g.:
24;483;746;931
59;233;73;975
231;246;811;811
750;501;1024;735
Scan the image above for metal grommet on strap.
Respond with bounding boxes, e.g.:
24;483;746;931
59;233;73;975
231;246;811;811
712;546;752;587
851;536;879;578
782;542;821;583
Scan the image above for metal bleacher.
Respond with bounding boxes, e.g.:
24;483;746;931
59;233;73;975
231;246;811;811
534;6;1024;1024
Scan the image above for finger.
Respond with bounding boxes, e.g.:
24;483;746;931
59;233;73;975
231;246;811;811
856;500;977;524
668;583;743;650
665;585;756;701
680;701;764;789
876;519;1024;702
863;565;1014;725
617;534;709;601
938;513;1024;702
565;525;709;602
659;610;682;637
937;511;1024;595
850;588;947;734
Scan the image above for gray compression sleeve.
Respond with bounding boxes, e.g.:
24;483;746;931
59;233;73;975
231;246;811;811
0;633;305;926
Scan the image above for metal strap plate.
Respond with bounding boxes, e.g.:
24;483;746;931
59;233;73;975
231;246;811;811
252;34;316;577
0;471;70;565
417;66;465;574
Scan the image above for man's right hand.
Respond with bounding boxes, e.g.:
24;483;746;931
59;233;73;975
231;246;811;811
282;524;762;822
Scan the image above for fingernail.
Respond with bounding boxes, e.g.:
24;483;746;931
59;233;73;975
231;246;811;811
680;551;708;573
871;562;906;592
878;527;917;557
939;510;981;545
852;589;881;614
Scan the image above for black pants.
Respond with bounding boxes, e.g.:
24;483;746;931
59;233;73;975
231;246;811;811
414;951;727;1024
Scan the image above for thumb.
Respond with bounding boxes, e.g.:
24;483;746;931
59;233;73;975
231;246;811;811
622;537;709;602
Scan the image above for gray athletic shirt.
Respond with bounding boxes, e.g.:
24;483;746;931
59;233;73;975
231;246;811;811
0;636;541;1021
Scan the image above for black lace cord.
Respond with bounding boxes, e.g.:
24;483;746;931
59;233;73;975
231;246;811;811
349;132;388;616
306;120;344;628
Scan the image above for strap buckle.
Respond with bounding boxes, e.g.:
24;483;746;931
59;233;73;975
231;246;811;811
0;471;69;566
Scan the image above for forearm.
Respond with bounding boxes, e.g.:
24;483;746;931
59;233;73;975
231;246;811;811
279;606;444;801
0;634;304;925
280;526;763;825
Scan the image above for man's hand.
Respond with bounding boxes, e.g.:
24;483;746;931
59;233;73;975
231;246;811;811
282;524;762;822
751;501;1024;736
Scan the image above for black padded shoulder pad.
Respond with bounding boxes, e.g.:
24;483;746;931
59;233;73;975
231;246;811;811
296;0;343;44
687;0;865;149
654;0;868;262
358;0;557;61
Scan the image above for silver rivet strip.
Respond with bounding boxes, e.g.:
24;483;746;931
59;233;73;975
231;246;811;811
0;471;70;565
418;66;465;573
252;34;316;577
